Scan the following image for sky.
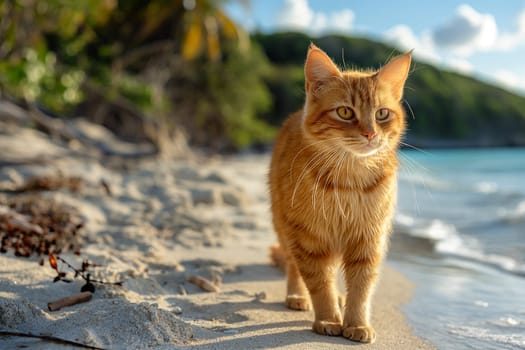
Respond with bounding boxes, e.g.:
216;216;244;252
225;0;525;95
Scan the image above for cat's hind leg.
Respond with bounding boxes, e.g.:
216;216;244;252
285;259;311;311
270;244;311;310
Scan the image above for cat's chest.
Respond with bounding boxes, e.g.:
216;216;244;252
312;182;393;218
290;169;396;233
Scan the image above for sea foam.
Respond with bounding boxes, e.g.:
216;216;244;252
394;213;525;278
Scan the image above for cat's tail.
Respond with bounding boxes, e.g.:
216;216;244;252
270;244;287;271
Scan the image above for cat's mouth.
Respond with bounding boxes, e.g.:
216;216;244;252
345;139;384;157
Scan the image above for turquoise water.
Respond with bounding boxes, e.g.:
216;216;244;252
390;148;525;350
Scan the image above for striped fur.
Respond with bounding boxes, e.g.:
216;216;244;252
269;44;411;343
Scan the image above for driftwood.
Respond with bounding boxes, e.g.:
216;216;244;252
187;274;220;293
6;175;83;193
47;291;93;311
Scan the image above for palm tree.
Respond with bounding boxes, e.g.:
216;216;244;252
181;0;249;61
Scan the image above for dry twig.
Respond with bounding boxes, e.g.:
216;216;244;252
187;274;220;292
47;291;93;311
7;175;83;193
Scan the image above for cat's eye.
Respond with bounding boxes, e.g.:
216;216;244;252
336;106;354;120
375;108;391;122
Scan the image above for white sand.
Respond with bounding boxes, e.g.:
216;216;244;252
0;118;434;349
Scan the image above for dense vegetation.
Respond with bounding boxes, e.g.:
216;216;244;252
0;0;274;151
1;1;525;150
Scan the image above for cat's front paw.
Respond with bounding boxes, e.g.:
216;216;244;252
286;294;311;310
312;320;342;336
342;325;376;343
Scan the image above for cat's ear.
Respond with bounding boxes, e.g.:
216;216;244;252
304;44;341;92
377;51;412;100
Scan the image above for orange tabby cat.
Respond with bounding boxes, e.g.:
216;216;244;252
269;44;411;343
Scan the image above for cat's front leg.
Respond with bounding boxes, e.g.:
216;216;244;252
290;243;342;336
341;252;380;343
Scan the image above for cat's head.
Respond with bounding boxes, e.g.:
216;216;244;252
302;44;411;157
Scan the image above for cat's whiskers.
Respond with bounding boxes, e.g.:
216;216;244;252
315;148;344;216
292;139;343;208
289;138;337;184
346;151;354;188
288;136;345;209
312;147;343;220
333;151;349;219
402;99;416;120
397;146;430;173
311;150;331;211
399;141;431;155
312;137;355;220
291;148;331;208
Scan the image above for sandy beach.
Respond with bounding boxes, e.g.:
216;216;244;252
0;114;433;349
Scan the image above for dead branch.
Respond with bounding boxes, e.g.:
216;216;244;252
54;255;123;286
47;291;93;311
6;175;83;193
112;40;176;71
187;274;220;292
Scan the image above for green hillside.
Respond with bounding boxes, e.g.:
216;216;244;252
253;32;525;147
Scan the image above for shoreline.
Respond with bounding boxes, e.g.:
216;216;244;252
0;120;434;349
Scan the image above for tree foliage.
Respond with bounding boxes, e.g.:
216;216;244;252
0;0;273;150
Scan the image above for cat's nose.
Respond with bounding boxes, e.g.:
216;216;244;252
361;130;377;141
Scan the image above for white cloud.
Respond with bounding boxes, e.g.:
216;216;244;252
276;0;354;34
445;57;474;74
383;25;439;63
276;0;313;30
383;4;525;91
383;25;419;51
383;24;476;76
432;4;498;56
495;9;525;50
327;10;355;34
431;5;525;55
492;70;523;90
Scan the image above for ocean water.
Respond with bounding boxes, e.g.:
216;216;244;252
390;148;525;350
